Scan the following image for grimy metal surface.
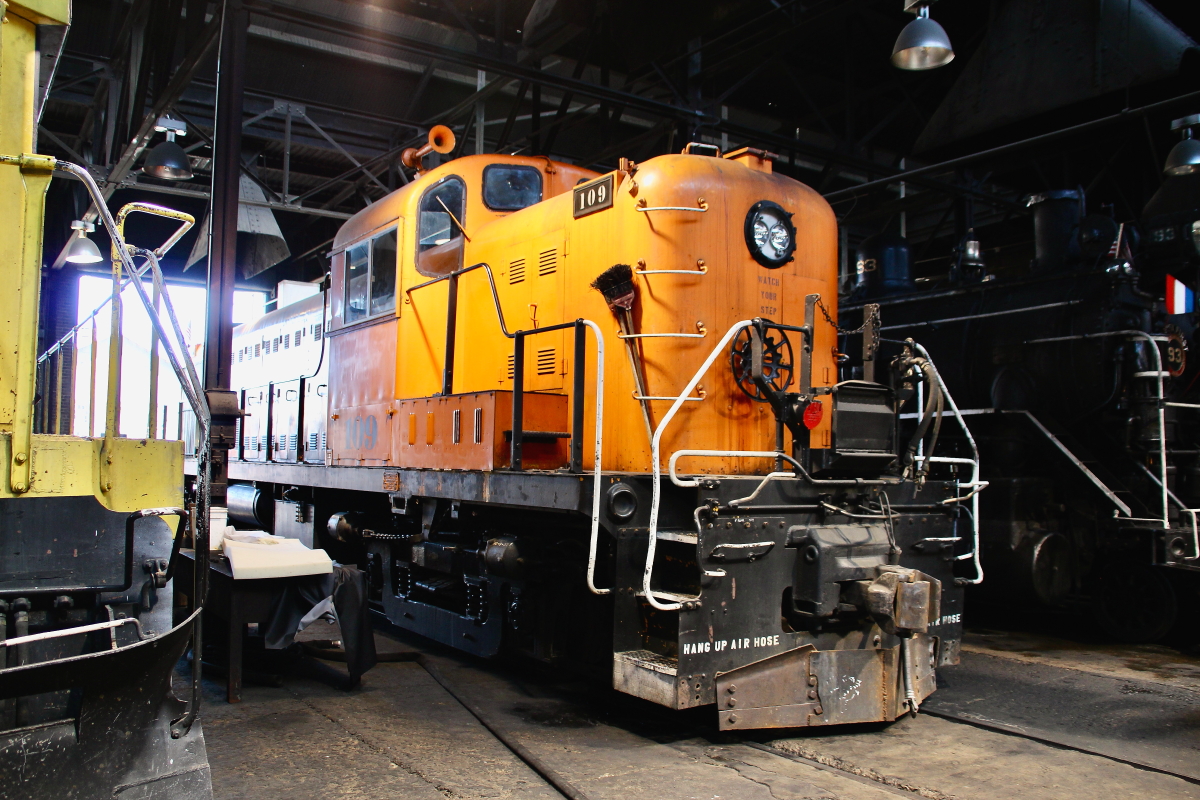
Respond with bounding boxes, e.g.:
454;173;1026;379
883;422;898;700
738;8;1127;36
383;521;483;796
0;611;211;799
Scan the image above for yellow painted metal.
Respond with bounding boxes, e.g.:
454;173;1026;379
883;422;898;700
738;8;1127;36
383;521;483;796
0;433;183;511
6;0;69;25
0;1;183;513
330;150;838;475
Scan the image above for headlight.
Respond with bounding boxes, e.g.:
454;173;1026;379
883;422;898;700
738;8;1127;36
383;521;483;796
744;201;796;268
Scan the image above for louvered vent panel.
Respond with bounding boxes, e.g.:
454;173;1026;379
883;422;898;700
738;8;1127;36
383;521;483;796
509;259;526;284
289;434;297;450
538;249;557;276
536;348;557;375
506;355;515;380
309;433;318;451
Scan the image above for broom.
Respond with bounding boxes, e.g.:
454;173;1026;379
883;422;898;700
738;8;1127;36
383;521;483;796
591;264;655;444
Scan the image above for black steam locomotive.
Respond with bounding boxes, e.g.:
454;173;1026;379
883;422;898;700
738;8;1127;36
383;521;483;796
841;137;1200;642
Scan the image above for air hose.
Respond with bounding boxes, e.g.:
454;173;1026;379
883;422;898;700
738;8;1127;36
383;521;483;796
894;342;944;483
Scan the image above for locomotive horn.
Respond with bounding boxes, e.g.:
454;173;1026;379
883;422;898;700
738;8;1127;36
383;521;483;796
401;125;457;173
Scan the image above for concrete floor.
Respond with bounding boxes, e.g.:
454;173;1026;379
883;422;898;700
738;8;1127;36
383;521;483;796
195;625;1200;800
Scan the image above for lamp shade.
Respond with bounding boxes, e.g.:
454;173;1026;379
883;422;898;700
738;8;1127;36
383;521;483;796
143;140;193;180
65;230;103;264
1164;136;1200;177
892;15;955;70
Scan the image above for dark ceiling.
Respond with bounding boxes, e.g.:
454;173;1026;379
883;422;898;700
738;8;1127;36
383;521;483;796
36;0;1200;294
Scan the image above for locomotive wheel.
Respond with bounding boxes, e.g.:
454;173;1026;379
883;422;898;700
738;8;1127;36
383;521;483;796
1093;564;1178;643
730;323;794;402
1028;532;1074;607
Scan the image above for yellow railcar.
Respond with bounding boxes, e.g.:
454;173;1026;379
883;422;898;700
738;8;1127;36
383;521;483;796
0;3;211;796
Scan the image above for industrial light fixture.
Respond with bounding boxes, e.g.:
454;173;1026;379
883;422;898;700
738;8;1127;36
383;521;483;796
1164;115;1200;177
142;116;193;180
65;220;103;264
892;1;955;71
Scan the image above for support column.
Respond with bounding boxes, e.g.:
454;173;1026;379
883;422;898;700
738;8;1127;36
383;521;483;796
204;0;248;507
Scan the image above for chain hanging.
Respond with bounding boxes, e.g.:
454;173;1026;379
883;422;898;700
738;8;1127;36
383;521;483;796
815;297;879;336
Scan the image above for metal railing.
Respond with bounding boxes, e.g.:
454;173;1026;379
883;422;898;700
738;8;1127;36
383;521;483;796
1024;330;1169;528
402;261;609;594
36;201;197;441
41;160;213;739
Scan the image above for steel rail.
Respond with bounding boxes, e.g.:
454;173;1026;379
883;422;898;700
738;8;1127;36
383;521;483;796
918;708;1200;786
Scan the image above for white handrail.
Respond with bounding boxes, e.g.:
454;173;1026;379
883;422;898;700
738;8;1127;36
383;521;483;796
580;320;610;596
909;342;985;585
645;321;755;610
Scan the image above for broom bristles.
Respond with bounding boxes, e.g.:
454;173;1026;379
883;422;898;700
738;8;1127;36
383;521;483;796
591;263;636;311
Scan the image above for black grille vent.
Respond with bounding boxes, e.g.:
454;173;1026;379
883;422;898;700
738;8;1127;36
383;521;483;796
537;348;556;375
538;248;557;276
509;258;526;284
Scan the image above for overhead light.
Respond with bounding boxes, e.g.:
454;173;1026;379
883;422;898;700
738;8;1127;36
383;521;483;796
65;220;103;264
892;3;955;71
1164;115;1200;177
143;116;193;180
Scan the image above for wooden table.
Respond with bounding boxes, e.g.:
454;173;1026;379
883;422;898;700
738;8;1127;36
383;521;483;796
177;550;298;703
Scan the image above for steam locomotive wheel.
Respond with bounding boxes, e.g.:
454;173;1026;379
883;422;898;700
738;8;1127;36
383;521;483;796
730;324;794;402
1093;564;1178;643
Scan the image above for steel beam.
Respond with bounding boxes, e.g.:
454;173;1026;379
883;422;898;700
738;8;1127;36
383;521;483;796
50;12;220;268
206;0;247;394
242;0;1017;210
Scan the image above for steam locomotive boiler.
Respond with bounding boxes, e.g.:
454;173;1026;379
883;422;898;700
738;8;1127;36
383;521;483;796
841;122;1200;642
205;130;984;729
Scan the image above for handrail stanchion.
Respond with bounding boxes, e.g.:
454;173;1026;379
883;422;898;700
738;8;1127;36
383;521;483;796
511;332;525;470
148;280;161;439
571;321;585;473
88;318;97;438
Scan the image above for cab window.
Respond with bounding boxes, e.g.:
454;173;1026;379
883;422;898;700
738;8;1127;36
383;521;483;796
483;165;542;211
343;227;398;324
416;177;466;277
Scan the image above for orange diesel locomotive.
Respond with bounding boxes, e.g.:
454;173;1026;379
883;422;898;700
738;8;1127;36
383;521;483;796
212;129;979;729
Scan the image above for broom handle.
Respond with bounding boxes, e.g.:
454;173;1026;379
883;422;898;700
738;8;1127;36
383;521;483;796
619;310;656;445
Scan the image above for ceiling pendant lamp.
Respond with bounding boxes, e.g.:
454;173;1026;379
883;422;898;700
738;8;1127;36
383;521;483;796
143;116;194;180
1164;115;1200;177
65;220;103;264
892;2;955;71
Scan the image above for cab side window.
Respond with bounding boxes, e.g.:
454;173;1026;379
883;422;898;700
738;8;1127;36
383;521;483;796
370;230;397;315
416;177;466;277
343;227;398;324
345;243;369;323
